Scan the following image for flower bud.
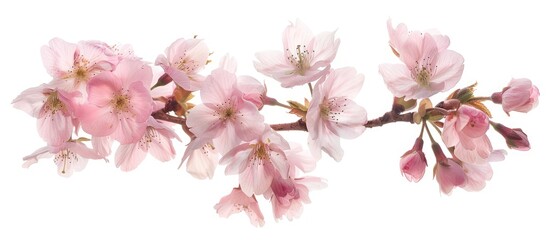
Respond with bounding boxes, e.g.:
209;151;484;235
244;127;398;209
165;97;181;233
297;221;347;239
497;78;539;115
151;73;173;89
492;122;530;151
400;138;427;182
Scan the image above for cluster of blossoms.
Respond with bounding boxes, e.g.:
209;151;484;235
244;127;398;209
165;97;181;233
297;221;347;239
13;19;539;226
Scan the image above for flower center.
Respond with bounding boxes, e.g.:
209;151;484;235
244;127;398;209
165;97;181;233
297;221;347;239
412;57;437;87
44;91;65;114
54;149;78;175
416;67;430;87
111;92;131;113
287;45;312;75
176;56;199;74
67;56;93;86
214;98;239;121
320;97;348;124
250;141;271;166
138;127;159;150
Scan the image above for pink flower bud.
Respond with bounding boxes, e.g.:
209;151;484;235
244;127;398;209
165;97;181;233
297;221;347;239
400;138;427;182
492;122;530;151
499;78;540;114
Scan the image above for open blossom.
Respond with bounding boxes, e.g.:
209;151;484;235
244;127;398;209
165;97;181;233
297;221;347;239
155;38;209;91
379;21;464;100
23;141;103;177
13;84;79;147
214;188;265;227
306;67;367;161
400;138;427;182
78;59;153;144
41;38;118;91
268;174;326;221
115;117;180;171
185;68;265;155
254;19;340;88
442;105;493;164
220;127;290;196
491;78;540;115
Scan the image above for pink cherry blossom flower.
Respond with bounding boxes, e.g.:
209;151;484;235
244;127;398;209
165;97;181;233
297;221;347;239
268;175;326;221
461;150;506;192
155;38;209;91
115;117;180;171
13;84;79;147
23;141;103;177
185;68;265;155
306;67;367;161
491;78;540;115
41;38;118;91
214;188;265;227
432;143;466;195
442;105;493;164
220;127;291;196
492;122;530;151
379;21;464;100
78;59;153;144
254;20;340;88
400;138;427;182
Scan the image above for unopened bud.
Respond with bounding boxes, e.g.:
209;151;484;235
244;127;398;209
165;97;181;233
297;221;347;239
492;122;530;151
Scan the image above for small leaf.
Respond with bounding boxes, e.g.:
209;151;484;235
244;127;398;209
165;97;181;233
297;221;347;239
393;96;417;113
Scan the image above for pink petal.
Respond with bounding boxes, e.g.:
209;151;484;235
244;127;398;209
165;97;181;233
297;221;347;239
254;51;295;79
431;49;464;91
115;143;147;171
324;99;367;139
112;59;153;88
309;30;339;65
268;146;290;179
86;73;119;107
128;81;153;123
92;136;113;157
112;116;147;144
186;144;219;179
12;84;48;117
41;38;77;78
37;110;73;147
186;104;223;138
221;143;252;174
283;20;314;57
200;69;237;104
379;64;417;99
219;54;238;73
322;67;364;99
78;104;118;137
234;101;265;142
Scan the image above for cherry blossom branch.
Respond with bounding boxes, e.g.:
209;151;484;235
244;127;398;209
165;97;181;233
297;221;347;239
151;111;195;138
364;111;415;128
270;119;308;131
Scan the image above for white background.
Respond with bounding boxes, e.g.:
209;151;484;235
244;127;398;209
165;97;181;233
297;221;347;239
1;0;547;239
